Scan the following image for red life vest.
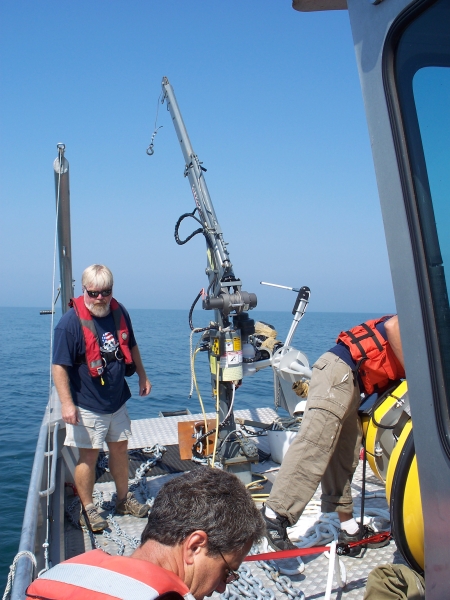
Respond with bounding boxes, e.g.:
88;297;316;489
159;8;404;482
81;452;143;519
336;316;405;395
69;296;133;378
26;549;194;600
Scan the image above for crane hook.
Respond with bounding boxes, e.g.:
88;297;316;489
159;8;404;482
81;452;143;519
146;126;162;156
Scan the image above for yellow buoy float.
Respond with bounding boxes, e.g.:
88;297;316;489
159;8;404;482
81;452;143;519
360;381;410;482
359;381;424;572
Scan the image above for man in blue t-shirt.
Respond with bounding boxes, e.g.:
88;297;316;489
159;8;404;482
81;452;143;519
52;264;152;532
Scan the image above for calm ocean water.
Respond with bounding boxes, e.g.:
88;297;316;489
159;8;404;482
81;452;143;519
0;307;379;589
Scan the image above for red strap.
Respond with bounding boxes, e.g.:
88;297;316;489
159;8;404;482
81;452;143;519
244;531;391;562
245;546;330;561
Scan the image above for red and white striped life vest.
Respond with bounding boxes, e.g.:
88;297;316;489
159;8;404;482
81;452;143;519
26;549;195;600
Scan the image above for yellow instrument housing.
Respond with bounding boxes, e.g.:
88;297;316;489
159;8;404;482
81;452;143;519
361;381;410;482
385;420;424;572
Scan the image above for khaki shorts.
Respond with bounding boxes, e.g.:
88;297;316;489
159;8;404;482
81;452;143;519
65;404;132;449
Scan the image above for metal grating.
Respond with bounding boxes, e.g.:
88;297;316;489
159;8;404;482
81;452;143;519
123;407;278;451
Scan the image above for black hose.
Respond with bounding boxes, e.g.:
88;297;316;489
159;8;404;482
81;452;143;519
189;290;205;331
174;210;204;245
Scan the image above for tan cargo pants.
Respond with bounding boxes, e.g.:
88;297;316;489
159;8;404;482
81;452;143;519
363;564;425;599
267;351;362;524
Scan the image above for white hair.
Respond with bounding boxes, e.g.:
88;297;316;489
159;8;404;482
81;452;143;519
81;264;113;290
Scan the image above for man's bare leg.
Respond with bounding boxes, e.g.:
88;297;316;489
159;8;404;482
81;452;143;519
75;448;100;507
108;440;129;501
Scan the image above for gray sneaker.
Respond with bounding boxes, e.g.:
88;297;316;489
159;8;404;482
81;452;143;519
79;503;108;532
338;525;390;557
116;492;149;518
261;504;297;552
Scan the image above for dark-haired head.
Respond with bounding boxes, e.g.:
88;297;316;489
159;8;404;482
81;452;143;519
141;467;265;556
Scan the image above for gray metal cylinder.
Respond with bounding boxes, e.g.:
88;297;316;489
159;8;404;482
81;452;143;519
53;147;74;313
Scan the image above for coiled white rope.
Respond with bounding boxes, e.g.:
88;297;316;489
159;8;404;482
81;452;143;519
288;505;390;548
283;504;390;599
2;551;37;600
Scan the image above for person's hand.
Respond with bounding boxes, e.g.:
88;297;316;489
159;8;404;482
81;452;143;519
61;401;79;425
139;377;152;397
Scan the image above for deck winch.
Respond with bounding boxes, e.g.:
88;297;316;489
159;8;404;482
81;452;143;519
202;289;257;316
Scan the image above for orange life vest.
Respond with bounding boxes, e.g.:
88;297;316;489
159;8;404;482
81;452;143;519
336;316;405;395
69;296;133;378
26;549;194;600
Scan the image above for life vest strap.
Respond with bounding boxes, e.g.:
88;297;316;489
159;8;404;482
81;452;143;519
76;349;124;367
344;322;384;357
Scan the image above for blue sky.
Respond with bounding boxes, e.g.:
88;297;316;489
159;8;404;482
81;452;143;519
0;1;395;313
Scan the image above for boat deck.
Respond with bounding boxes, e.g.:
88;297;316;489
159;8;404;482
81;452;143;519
64;409;405;599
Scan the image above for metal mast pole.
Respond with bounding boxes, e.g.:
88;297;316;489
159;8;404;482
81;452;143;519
53;144;74;313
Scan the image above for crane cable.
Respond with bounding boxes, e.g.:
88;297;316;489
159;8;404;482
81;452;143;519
146;92;163;156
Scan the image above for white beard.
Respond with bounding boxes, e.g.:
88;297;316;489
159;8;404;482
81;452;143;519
84;298;111;318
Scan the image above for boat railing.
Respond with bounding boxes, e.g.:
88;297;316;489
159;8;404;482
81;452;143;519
11;408;61;600
38;422;59;498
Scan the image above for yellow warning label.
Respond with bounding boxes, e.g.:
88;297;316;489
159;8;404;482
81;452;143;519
233;337;242;351
212;339;219;356
210;355;217;375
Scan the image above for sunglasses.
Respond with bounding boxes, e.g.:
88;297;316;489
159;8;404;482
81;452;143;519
84;289;112;298
218;551;240;585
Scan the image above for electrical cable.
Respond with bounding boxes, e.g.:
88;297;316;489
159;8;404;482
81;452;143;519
246;473;270;499
216;428;240;451
189;291;202;331
191;347;210;456
188;290;210;332
220;383;235;425
174;210;204;245
173;207;216;261
211;362;220;468
207;272;217;297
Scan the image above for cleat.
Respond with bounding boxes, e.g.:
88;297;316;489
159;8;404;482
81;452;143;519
79;504;108;532
116;492;149;518
261;504;297;551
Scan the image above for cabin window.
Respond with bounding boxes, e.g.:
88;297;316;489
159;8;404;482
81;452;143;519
413;67;450;293
392;0;450;447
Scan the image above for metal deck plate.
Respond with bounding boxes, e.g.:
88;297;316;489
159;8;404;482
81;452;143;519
64;411;406;599
124;407;277;451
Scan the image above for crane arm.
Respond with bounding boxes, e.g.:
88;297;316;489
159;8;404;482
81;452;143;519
161;76;256;319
